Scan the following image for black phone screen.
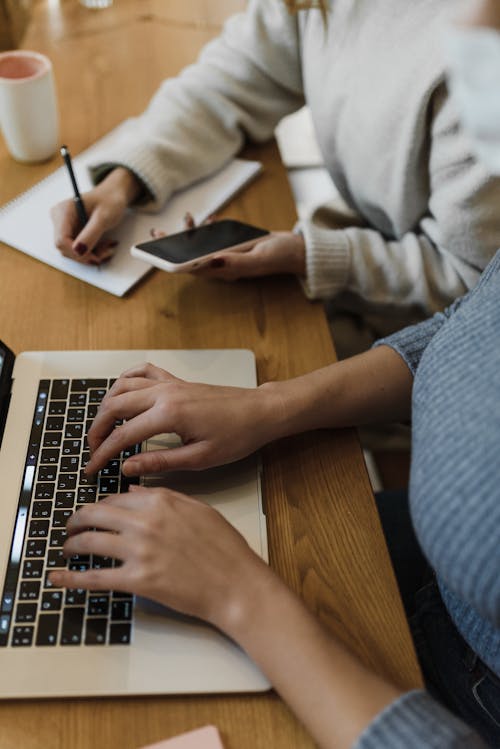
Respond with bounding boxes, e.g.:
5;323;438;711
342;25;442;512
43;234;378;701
135;219;269;264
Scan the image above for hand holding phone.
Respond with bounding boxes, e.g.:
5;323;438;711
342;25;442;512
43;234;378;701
131;219;270;273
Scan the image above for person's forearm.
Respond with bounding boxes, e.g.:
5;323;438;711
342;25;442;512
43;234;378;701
219;563;401;749
260;344;413;441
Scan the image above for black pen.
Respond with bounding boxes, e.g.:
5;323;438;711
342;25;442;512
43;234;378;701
60;145;88;228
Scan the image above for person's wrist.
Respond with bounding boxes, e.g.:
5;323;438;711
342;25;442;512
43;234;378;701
95;166;142;208
212;555;286;642
256;380;295;443
258;376;316;441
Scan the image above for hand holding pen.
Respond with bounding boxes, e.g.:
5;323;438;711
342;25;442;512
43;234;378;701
50;156;141;266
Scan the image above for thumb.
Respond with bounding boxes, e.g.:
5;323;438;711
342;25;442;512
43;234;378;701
72;208;109;256
122;442;212;475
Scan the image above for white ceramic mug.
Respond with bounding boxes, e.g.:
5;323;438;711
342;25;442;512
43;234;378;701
0;50;59;163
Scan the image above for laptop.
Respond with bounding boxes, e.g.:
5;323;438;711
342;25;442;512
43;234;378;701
0;342;269;699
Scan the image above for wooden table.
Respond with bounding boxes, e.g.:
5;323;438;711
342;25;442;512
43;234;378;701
0;2;422;747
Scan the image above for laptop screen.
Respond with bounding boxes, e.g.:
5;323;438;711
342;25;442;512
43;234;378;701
0;341;14;448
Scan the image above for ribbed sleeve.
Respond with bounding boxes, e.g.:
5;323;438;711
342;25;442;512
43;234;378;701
372;313;448;376
298;219;351;300
354;691;488;749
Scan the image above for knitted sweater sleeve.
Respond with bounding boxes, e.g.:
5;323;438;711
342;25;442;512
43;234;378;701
353;691;488;749
300;83;500;312
88;0;304;209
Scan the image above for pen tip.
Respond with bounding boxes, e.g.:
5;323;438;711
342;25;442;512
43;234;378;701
60;145;68;156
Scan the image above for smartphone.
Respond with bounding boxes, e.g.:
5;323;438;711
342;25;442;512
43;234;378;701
130;219;269;273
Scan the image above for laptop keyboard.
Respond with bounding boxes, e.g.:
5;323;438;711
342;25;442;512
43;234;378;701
0;378;141;648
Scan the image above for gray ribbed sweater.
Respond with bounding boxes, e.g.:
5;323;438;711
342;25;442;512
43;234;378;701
357;251;500;748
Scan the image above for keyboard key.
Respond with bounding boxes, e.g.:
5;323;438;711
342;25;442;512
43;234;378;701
26;539;47;558
46;416;64;432
48;401;66;416
32;500;53;518
60;607;84;645
111;599;132;621
40;448;59;464
65;423;83;439
43;433;62;448
47;549;67;569
55;491;75;508
62;440;81;456
87;404;99;419
79;470;98;487
69;554;90;564
69;392;86;407
19;580;41;600
57;473;77;491
51;380;69;399
22;559;44;578
67;408;85;422
85;618;107;645
41;591;63;612
109;622;131;644
89;389;107;404
52;509;73;527
12;625;34;647
65;589;86;606
28;519;50;538
68;561;89;573
15;603;37;623
87;595;109;616
71;379;107;392
50;528;67;548
60;456;79;473
121;445;141;460
99;477;119;494
34;483;55;500
92;555;113;569
100;460;120;477
77;486;96;503
38;465;57;482
36;613;59;645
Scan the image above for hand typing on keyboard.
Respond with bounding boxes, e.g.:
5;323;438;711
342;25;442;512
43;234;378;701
48;485;270;631
84;362;285;476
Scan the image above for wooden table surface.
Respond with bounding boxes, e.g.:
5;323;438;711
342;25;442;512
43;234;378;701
0;2;422;747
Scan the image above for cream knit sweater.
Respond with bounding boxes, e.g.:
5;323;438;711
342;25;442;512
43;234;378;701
91;0;500;317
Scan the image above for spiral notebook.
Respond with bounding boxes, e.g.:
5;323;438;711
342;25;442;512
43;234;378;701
0;122;262;296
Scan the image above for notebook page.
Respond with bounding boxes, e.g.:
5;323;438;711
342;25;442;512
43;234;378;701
0;123;262;297
138;725;225;749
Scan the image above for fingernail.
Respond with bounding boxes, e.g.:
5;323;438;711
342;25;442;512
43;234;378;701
74;242;87;256
123;459;138;474
210;257;225;268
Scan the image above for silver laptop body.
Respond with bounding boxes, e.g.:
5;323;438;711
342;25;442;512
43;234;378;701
0;347;269;699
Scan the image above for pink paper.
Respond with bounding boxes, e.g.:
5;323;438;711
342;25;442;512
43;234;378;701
139;725;225;749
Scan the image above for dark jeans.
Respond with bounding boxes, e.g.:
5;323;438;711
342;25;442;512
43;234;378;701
375;490;500;748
